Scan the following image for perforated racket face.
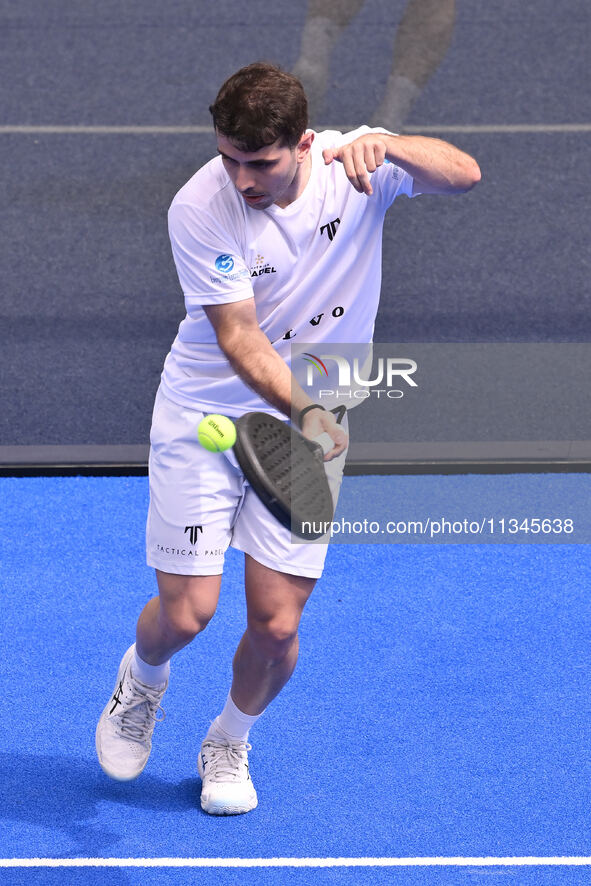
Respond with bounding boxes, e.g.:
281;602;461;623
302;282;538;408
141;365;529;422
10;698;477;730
234;413;334;540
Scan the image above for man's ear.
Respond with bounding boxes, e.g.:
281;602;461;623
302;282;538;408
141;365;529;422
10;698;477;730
296;130;315;162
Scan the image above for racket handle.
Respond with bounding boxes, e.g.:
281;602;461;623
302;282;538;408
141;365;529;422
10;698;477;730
313;432;335;456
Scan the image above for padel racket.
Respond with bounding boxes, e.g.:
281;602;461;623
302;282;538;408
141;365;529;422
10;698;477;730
233;407;346;540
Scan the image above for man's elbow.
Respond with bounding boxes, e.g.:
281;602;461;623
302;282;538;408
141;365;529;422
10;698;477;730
462;157;481;192
216;321;263;362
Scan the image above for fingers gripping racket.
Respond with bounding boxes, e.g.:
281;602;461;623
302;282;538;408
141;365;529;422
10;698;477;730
233;407;346;541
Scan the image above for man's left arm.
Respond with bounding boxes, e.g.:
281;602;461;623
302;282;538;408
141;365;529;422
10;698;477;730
323;132;481;197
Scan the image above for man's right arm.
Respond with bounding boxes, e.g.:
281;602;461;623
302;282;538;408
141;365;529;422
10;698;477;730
203;299;348;459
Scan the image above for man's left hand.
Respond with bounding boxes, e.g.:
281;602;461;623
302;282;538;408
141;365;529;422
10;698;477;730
323;134;389;196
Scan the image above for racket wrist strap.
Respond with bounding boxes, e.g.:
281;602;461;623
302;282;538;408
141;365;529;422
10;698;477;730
298;403;326;428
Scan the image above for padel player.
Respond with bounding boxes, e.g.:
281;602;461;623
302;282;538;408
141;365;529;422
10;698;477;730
96;62;480;814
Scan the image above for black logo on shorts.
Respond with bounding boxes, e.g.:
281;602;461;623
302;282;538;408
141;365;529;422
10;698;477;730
184;525;203;544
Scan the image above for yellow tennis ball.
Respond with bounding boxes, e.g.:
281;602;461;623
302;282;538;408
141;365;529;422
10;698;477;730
197;414;236;452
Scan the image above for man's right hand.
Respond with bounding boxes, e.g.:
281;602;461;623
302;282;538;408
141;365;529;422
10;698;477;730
299;407;348;461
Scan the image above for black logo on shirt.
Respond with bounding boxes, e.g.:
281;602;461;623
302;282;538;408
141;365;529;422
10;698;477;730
282;306;345;340
250;254;277;277
320;218;341;241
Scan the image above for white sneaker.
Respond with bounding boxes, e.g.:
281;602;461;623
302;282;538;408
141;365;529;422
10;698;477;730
95;645;167;781
198;736;258;815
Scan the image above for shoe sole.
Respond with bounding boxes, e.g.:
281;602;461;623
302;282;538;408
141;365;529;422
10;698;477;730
95;645;149;782
201;800;258;815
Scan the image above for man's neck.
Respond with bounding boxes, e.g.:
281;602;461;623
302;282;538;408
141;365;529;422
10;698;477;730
275;151;313;209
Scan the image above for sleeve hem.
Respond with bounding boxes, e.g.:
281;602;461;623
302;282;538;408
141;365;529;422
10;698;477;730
184;288;254;306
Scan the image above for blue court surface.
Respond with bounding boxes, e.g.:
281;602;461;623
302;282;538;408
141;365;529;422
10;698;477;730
1;474;591;885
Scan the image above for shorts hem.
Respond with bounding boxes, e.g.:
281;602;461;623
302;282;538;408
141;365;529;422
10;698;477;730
230;541;325;579
146;557;224;576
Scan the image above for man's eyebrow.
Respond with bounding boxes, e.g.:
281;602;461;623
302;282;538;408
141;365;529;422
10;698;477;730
217;149;277;166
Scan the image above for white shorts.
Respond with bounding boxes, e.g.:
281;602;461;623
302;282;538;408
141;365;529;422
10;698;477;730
146;389;347;579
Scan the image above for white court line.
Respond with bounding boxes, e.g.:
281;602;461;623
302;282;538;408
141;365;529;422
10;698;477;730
2;857;591;868
0;124;590;134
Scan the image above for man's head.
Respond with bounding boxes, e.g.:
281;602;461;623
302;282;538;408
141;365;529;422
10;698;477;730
209;61;308;152
211;62;314;210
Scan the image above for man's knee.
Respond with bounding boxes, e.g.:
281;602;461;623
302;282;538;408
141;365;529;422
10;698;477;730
160;600;214;643
156;571;220;643
247;614;300;664
243;556;315;663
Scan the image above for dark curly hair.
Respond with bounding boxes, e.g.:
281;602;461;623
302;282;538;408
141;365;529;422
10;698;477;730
209;62;308;151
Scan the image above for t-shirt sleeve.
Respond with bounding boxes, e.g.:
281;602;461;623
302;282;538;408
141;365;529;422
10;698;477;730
376;158;416;204
168;201;254;305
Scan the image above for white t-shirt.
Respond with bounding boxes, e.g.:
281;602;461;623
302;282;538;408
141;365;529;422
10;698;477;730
160;127;416;417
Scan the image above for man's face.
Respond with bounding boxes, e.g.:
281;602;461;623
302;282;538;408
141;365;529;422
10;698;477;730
216;132;313;210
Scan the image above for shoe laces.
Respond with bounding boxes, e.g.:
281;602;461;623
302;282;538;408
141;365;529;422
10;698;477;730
117;676;166;742
201;738;251;782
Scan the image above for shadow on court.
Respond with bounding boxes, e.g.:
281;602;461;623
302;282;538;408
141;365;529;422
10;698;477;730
0;751;203;856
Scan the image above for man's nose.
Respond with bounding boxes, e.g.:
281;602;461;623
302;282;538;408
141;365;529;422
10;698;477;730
234;165;256;192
